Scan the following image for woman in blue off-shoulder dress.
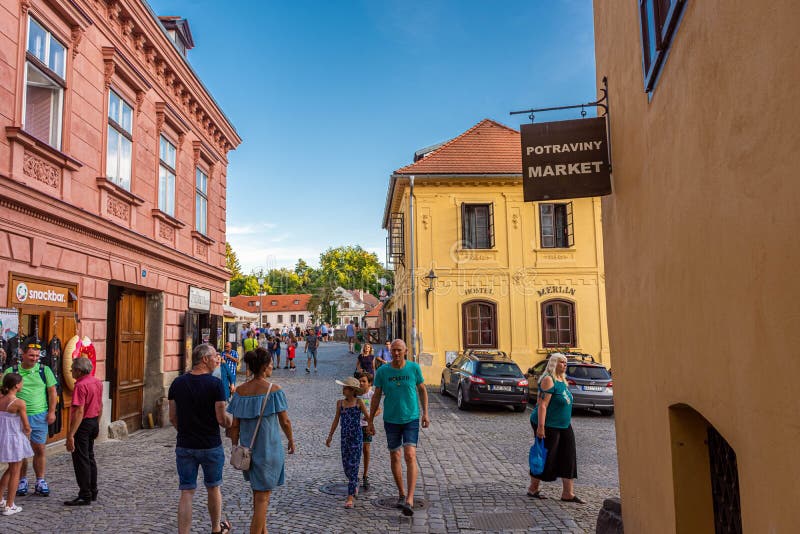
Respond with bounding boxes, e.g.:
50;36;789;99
228;347;295;534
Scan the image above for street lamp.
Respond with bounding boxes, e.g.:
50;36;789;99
329;300;336;325
424;269;438;308
257;277;265;329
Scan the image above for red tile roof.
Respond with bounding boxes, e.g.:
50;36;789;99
394;119;522;175
366;301;384;317
230;294;312;313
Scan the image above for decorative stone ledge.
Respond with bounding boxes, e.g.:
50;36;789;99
96;177;144;229
152;208;185;247
191;230;214;260
6;127;83;200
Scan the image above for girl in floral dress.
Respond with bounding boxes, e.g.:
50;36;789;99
325;377;369;508
0;373;33;516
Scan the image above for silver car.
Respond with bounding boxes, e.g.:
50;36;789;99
526;355;614;415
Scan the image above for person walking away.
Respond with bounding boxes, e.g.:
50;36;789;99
367;339;430;517
243;331;258;354
227;347;294;534
2;336;56;497
346;321;356;353
222;342;240;386
356;344;375;376
357;372;379;491
304;329;319;373
0;373;33;516
320;323;328;343
168;344;233;534
375;341;391;369
271;335;281;370
63;358;103;506
213;352;236;400
326;377;369;509
527;353;583;503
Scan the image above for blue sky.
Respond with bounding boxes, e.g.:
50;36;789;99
148;0;597;272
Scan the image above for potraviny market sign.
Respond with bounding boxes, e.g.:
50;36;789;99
521;117;611;201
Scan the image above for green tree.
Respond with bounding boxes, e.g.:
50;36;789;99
225;242;243;278
318;245;383;292
230;275;260;296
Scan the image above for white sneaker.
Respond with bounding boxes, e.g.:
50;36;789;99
0;498;5;509
2;504;22;516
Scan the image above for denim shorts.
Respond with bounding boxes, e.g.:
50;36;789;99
175;445;224;490
28;412;48;445
384;419;419;451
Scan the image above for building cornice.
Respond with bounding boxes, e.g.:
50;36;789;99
78;0;241;161
0;174;229;282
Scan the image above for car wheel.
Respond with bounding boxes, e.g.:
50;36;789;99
440;376;448;397
513;404;526;413
600;407;615;416
457;386;469;410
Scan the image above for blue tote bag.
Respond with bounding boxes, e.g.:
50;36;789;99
529;437;548;475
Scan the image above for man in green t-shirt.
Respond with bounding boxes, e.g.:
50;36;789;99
368;339;430;517
242;330;257;353
3;336;57;497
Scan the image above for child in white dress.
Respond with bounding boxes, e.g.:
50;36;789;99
0;373;33;516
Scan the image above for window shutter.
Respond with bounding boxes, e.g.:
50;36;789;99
461;203;468;246
488;203;495;248
566;201;575;247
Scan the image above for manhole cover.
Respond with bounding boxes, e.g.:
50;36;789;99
372;496;427;510
319;483;350;495
470;512;535;530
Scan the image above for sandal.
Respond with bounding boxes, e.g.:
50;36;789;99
344;499;354;509
560;495;585;504
212;519;231;534
527;490;547;499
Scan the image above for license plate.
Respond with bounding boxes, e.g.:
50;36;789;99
492;385;512;392
582;385;604;391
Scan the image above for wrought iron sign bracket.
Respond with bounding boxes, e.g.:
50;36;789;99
510;76;609;123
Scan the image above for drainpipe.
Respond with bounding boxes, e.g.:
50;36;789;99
409;175;416;362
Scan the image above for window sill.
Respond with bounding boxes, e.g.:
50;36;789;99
537;347;583;354
6;127;82;171
96;177;144;206
191;230;214;245
152;209;185;229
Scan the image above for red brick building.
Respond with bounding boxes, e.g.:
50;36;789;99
0;0;240;436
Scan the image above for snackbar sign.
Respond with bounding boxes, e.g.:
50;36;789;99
11;279;69;308
521;117;612;202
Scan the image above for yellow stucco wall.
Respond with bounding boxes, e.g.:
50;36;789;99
594;1;800;532
385;177;610;383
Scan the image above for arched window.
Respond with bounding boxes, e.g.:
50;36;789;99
541;300;576;347
462;300;497;349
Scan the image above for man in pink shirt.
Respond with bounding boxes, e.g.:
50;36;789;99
64;357;103;506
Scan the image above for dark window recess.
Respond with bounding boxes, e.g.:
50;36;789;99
541;299;576;347
388;212;405;267
277;314;283;323
462;300;497;348
462;203;495;249
567;365;611;381
540;203;573;248
639;0;686;92
477;362;524;378
707;425;742;534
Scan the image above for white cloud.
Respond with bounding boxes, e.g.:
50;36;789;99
227;222;277;236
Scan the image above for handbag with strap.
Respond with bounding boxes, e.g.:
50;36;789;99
230;382;273;471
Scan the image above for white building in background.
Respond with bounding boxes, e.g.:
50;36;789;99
230;294;312;331
334;287;379;327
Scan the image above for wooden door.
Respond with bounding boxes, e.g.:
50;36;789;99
114;291;146;433
46;311;77;442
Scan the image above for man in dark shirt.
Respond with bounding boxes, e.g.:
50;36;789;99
304;328;319;373
168;344;232;534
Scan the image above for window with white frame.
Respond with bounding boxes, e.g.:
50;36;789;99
24;17;66;149
195;168;208;234
106;90;133;190
158;135;176;216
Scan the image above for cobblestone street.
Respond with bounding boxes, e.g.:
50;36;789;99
0;343;619;533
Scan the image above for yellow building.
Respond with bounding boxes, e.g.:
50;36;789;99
381;119;610;383
594;1;799;532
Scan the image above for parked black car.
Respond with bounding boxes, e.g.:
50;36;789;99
526;354;614;415
440;350;528;412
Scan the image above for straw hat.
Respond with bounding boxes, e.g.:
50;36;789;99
335;377;363;394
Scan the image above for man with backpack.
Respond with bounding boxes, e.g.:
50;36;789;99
3;336;57;497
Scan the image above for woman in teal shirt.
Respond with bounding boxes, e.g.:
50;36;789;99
527;354;583;503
